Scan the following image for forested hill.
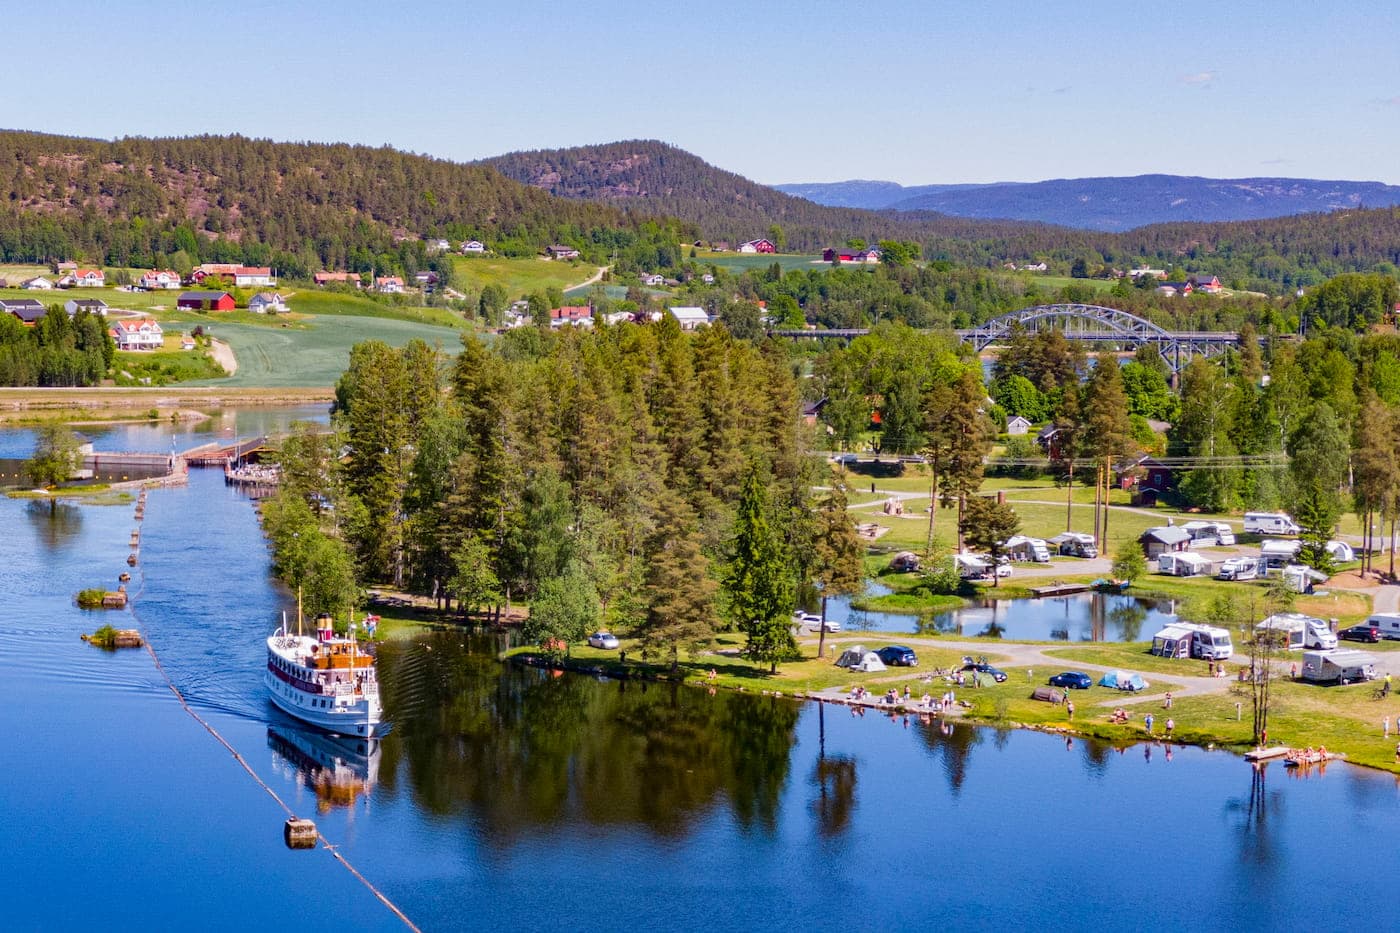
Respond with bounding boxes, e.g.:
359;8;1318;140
0;131;656;274
479;140;1054;251
778;175;1400;232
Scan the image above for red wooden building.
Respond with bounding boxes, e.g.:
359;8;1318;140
177;290;236;311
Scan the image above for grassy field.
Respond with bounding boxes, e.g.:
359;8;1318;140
692;251;827;274
1014;274;1118;294
450;255;603;299
183;314;462;387
112;343;226;386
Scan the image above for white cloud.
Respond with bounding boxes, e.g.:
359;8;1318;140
1180;70;1218;87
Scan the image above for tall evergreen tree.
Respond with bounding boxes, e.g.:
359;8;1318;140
723;466;796;672
811;485;864;658
1081;356;1133;549
639;490;718;670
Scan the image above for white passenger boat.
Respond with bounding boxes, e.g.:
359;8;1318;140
265;613;383;737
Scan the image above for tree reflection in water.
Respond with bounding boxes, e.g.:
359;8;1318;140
811;703;857;838
1227;762;1284;878
374;632;799;843
26;499;82;551
912;716;984;796
1107;602;1148;643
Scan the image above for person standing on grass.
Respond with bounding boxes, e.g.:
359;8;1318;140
1164;692;1173;709
1165;718;1174;737
1145;713;1154;734
1066;700;1075;720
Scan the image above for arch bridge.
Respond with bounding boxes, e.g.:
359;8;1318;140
956;304;1240;373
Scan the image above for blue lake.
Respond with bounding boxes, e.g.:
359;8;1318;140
4;415;1399;930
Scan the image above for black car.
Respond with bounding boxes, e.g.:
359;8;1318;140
876;645;919;667
1048;671;1093;690
962;661;1008;683
1340;624;1381;643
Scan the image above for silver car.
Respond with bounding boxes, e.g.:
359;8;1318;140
587;631;620;650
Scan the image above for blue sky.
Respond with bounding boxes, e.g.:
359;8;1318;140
6;0;1399;185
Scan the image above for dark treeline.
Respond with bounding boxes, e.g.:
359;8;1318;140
486;140;1400;292
8;132;1399;293
0;131;697;278
0;308;113;386
264;319;843;668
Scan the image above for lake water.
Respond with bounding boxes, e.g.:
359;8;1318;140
6;415;1400;930
827;584;1178;641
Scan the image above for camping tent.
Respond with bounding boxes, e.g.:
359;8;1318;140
1098;670;1149;692
1324;540;1355;563
1030;686;1063;703
889;551;921;572
1282;564;1328;594
835;645;887;673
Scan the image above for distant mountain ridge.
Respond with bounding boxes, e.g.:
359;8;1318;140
776;175;1400;231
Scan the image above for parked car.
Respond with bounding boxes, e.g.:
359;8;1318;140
1339;624;1381;644
587;631;619;650
793;611;840;633
1048;671;1093;690
963;661;1008;683
875;645;918;667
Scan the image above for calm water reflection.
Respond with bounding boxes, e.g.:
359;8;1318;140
6;415;1400;931
828;585;1177;641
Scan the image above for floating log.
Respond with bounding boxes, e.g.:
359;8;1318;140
81;628;142;648
284;817;318;849
118;572;131;583
101;591;127;608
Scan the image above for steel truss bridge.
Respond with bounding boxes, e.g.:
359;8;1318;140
770;304;1249;373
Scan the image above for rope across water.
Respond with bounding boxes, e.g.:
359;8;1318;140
128;495;421;933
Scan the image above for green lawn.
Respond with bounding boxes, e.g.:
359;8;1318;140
692;251;826;274
183;313;462;387
450;255;603;299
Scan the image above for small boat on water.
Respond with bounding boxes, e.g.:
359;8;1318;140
1091;578;1131;594
265;613;383;737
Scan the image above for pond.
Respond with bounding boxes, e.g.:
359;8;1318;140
6;414;1400;930
826;584;1178;641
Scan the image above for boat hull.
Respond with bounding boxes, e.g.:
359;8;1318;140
264;667;383;737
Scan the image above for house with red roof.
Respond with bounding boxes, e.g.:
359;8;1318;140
550;306;594;328
109;318;164;350
738;238;777;254
375;276;405;293
177;290;236;311
822;247;881;264
74;269;105;287
139;270;182;290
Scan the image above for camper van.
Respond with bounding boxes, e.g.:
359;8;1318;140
1217;556;1259;581
1182;520;1236;547
1243;512;1301;536
1003;535;1050;563
1300;649;1377;685
1257;613;1338;650
1157;552;1211;577
1259;539;1302;571
1049;531;1098;559
1364;613;1400;641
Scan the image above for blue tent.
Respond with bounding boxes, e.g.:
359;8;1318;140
1098;670;1149;692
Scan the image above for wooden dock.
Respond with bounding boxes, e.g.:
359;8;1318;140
1031;583;1090;598
1244;746;1290;761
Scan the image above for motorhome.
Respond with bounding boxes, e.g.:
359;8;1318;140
1300;649;1377;685
1003;535;1050;563
1365;613;1400;640
1259;539;1302;571
1182;520;1236;547
1157;552;1211;577
1256;612;1338;650
1049;531;1097;559
1282;563;1328;594
1150;622;1234;660
1243;512;1301;536
1217;556;1259;581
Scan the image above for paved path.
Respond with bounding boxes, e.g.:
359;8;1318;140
564;265;609;293
1375;585;1400;614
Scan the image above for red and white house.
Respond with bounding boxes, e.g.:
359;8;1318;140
738;238;777;254
74;268;105;287
109;318;164;350
139;270;182;289
177;290;236;311
375;276;405;293
1189;274;1222;294
314;271;361;286
233;266;276;287
549;306;594;328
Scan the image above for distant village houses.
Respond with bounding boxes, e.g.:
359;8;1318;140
375;276;406;294
546;244;580;260
668;306;710;330
550;306;593;328
314;271;361;287
1;298;47;325
639;272;666;286
64;298;108;317
737;238;777;254
248;292;289;314
21;276;53;290
73;268;105;287
822;247;881;264
460;240;486;254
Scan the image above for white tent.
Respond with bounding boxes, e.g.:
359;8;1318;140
1150;624;1195;658
1324;540;1355;563
1158;552;1211;576
1283;564;1328;593
835;645;888;673
955;553;991;578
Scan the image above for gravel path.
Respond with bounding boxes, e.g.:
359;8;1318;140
207;338;238;376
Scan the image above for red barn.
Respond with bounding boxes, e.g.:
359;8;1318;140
177;290;236;311
739;238;777;254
